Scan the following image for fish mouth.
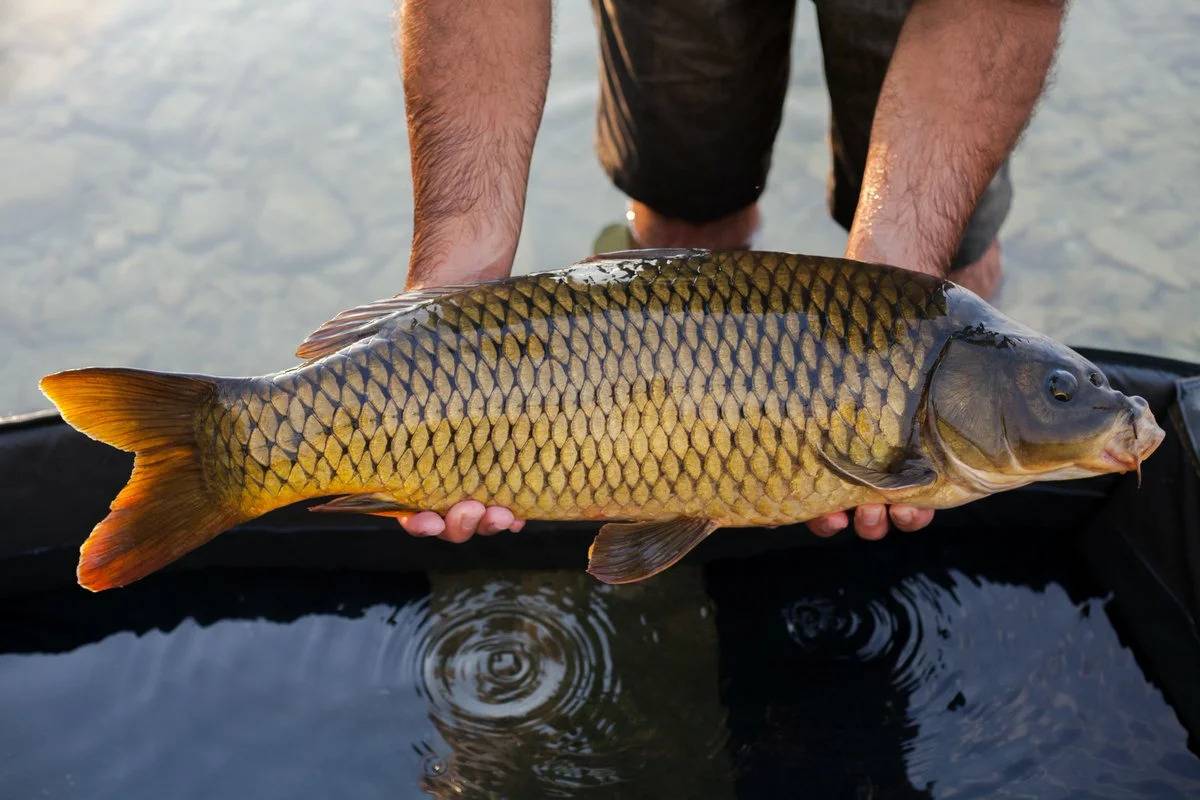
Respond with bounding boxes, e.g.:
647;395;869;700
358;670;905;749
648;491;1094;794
1100;448;1139;472
1091;408;1165;484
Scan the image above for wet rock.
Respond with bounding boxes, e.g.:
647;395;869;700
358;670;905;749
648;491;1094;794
347;76;399;117
120;196;164;238
173;188;244;250
255;173;354;263
1086;226;1189;291
325;257;374;280
93;227;128;256
145;89;209;137
39;276;103;335
0;140;80;236
326;123;363;144
1131;208;1192;249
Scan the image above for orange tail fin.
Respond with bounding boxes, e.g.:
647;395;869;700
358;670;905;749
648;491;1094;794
39;367;242;591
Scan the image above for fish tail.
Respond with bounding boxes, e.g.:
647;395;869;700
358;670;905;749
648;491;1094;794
39;367;242;592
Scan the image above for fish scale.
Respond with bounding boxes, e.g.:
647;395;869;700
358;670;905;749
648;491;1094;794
195;251;945;525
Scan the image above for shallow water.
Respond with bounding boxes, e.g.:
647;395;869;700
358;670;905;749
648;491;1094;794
2;530;1198;798
0;0;1197;415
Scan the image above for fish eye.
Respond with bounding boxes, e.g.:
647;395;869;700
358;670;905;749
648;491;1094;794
1048;369;1077;403
1088;371;1104;387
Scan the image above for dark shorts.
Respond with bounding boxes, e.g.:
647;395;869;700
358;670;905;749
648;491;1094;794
592;0;1012;267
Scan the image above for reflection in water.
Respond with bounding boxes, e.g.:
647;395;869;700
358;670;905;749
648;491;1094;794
0;567;732;799
2;529;1199;798
417;584;614;734
402;579;624;795
781;578;947;686
711;534;1200;799
401;570;732;798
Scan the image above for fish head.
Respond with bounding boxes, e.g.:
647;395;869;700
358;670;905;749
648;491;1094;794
925;329;1165;492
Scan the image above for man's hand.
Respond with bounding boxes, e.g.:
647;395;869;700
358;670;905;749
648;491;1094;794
397;502;526;542
806;0;1065;540
806;506;937;540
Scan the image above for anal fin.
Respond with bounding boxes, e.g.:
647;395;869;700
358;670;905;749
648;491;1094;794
587;517;719;585
309;493;416;519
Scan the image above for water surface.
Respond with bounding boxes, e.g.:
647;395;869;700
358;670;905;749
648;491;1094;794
2;529;1198;798
1;3;1198;797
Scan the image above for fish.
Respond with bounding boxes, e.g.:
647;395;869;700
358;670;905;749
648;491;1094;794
40;248;1165;591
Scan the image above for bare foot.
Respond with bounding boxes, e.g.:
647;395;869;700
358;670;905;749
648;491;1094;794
949;239;1003;301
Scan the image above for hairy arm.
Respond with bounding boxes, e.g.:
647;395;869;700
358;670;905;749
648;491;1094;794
844;0;1066;273
395;0;551;539
399;0;551;290
817;0;1067;540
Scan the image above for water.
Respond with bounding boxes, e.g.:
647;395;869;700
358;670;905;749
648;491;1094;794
2;2;1198;796
1;0;1197;416
2;529;1198;798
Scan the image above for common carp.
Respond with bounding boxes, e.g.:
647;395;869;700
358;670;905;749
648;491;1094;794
41;249;1164;591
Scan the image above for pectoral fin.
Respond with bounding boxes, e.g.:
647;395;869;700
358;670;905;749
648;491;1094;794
586;517;719;584
817;450;937;492
308;493;416;519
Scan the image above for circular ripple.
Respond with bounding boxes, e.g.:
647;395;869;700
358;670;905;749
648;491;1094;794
781;575;950;695
391;579;624;795
416;583;615;733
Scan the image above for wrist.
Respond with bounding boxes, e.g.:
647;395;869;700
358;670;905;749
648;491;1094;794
845;220;950;279
406;221;517;290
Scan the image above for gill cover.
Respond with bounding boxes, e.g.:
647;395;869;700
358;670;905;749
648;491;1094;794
927;329;1129;478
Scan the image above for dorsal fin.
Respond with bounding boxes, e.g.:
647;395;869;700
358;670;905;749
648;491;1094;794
294;286;467;361
581;247;707;263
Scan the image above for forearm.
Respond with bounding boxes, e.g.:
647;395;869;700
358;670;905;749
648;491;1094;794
398;0;551;289
846;0;1066;273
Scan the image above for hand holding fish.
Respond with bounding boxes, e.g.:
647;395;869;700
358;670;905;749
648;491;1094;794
395;501;525;541
389;0;1064;545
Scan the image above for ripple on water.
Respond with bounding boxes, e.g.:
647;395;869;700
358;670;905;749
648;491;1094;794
775;569;1200;797
373;572;729;798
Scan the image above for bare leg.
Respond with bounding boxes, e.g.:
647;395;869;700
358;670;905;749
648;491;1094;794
950;239;1002;301
627;201;761;249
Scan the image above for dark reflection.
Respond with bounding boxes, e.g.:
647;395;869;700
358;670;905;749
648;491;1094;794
409;569;732;798
0;566;732;800
708;526;1200;798
0;569;430;654
2;525;1199;798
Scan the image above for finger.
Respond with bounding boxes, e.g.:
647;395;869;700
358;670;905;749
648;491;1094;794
853;504;889;540
477;506;515;535
509;519;526;533
806;511;848;538
441;500;486;543
889;505;935;533
398;511;445;537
